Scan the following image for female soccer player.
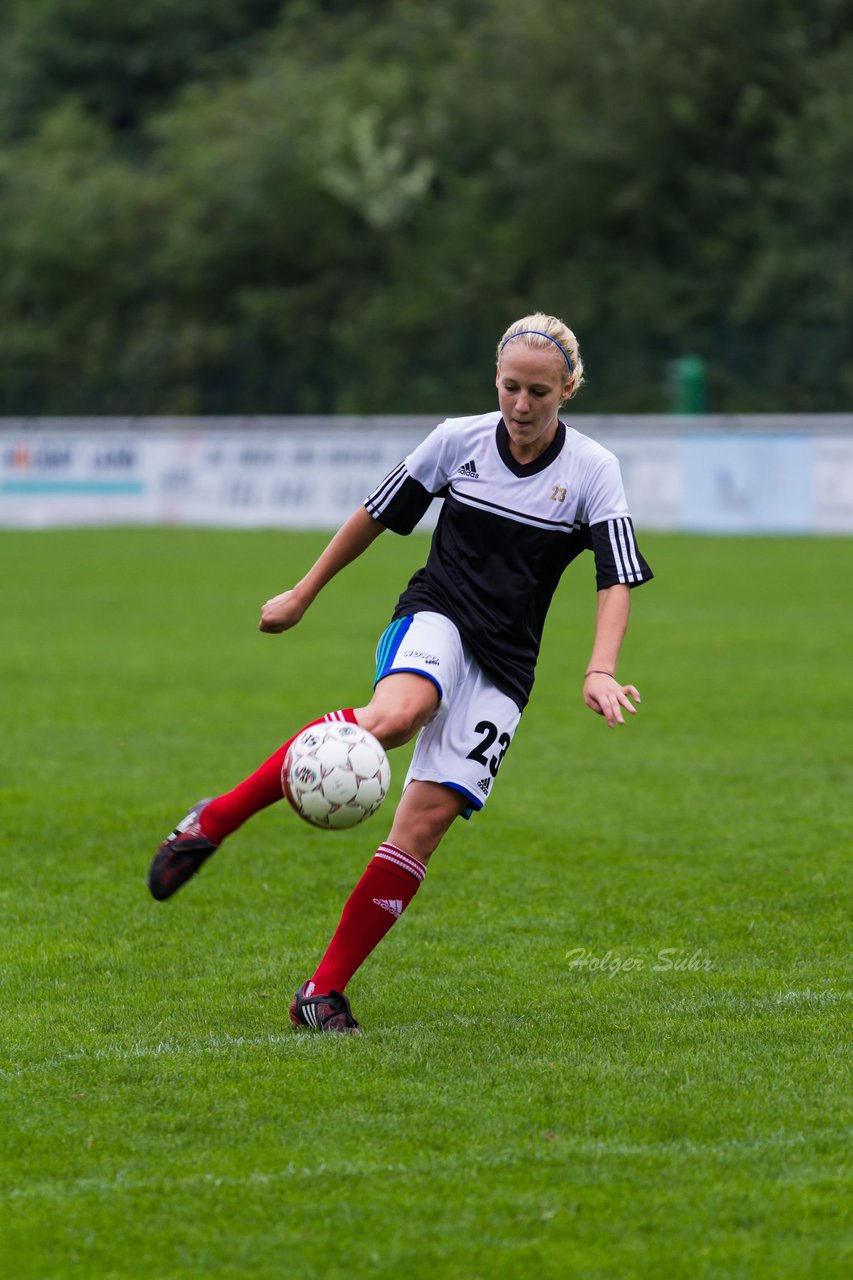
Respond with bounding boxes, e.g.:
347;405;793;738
148;313;653;1033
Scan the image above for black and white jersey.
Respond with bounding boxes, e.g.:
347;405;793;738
364;410;653;709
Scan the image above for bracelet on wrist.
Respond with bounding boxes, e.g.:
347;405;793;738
585;669;615;679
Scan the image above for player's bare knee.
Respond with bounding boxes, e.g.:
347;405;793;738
411;806;454;851
388;782;464;857
364;703;426;747
358;681;438;748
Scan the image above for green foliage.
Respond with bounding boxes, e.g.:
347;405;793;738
0;0;286;136
0;0;851;413
0;528;851;1278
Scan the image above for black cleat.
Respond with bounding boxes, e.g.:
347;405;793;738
289;981;361;1035
148;799;218;901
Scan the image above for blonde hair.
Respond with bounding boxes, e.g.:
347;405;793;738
497;313;585;400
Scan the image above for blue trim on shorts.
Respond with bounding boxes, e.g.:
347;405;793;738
373;618;444;699
374;615;414;684
441;781;484;822
376;666;443;699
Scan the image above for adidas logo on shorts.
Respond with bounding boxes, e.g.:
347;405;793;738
457;459;479;479
477;776;491;795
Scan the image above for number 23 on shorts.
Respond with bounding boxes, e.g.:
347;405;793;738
466;719;512;778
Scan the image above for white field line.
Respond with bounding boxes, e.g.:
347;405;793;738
0;1030;322;1081
648;989;851;1014
3;1162;387;1204
1;1127;848;1206
773;988;850;1006
2;987;849;1080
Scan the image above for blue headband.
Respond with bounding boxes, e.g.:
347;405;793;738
500;330;573;373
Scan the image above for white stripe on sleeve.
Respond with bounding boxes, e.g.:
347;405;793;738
615;519;637;583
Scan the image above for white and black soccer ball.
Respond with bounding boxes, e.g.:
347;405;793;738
282;722;391;830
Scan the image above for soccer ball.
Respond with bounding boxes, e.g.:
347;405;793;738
282;722;391;830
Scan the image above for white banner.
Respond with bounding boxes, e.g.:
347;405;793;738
0;420;435;530
1;415;851;533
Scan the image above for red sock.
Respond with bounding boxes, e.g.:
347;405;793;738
200;709;357;845
310;843;426;994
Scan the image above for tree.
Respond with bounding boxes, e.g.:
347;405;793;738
0;0;850;413
0;0;286;138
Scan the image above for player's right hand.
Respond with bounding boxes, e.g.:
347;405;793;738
259;589;308;633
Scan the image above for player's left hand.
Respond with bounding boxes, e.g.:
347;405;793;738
583;673;641;727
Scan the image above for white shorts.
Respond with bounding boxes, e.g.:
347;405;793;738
374;611;522;818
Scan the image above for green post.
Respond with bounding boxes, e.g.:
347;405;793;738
668;355;707;413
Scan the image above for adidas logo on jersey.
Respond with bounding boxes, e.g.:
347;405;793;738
477;777;491;795
457;459;479;479
373;897;404;918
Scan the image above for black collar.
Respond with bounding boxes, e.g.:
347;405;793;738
496;418;566;477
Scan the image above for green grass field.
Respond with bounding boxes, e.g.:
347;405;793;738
1;528;850;1280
